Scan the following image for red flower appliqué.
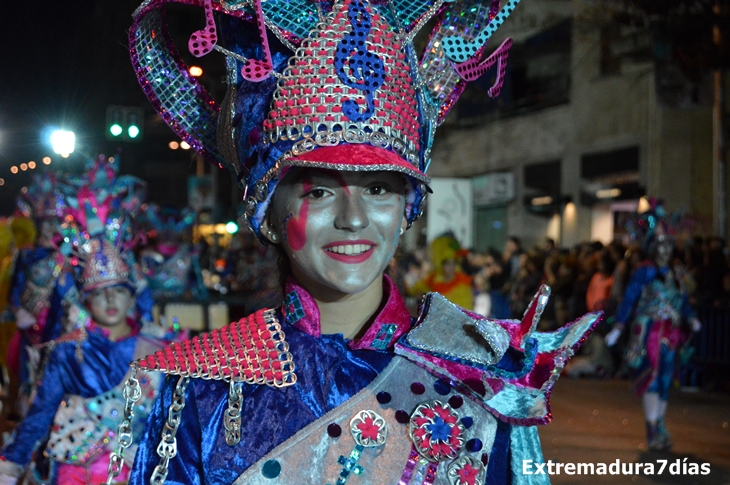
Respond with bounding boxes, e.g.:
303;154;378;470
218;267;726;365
457;463;480;485
357;416;381;441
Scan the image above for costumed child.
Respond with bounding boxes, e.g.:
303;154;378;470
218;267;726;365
409;234;475;311
120;0;601;483
6;174;69;418
0;235;167;485
606;200;701;451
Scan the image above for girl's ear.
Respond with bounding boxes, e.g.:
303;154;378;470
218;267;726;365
400;215;408;236
260;216;280;244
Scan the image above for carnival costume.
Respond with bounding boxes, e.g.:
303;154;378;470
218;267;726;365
140;205;208;302
122;0;599;483
611;201;698;451
6;173;70;419
410;235;474;310
0;161;169;485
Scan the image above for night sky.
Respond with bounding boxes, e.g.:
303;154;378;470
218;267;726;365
0;1;224;214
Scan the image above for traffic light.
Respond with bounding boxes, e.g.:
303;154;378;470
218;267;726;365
106;105;144;142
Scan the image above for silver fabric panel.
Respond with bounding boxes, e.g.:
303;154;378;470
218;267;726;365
405;293;510;366
234;356;499;484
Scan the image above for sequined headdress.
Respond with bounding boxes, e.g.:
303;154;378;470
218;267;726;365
16;172;65;220
77;238;132;292
130;0;519;238
625;198;689;252
59;155;148;292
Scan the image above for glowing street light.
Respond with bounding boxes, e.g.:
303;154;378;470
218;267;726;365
10;166;18;174
42;157;51;165
20;163;27;171
169;141;179;150
189;66;203;77
180;141;191;150
28;161;36;169
50;130;75;157
225;222;239;234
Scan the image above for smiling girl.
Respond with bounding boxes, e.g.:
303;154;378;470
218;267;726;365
124;0;599;483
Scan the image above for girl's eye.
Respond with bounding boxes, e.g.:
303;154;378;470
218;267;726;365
367;185;389;196
306;188;327;199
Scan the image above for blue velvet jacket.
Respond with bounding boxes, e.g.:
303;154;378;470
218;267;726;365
1;322;163;472
129;278;598;485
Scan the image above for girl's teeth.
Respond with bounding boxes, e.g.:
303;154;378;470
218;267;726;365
328;244;371;255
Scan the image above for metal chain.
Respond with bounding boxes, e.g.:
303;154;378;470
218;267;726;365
224;380;244;445
103;368;142;485
151;376;190;485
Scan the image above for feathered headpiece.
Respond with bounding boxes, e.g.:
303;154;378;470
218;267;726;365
130;0;519;239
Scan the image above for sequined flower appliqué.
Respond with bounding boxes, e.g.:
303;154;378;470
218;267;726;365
447;456;486;485
350;410;387;447
409;400;465;462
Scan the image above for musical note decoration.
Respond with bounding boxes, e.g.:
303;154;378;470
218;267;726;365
334;0;386;122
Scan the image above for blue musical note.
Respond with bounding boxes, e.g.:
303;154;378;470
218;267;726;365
334;0;385;122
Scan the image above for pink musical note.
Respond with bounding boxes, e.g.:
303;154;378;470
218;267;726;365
188;0;218;57
240;0;274;82
453;38;512;98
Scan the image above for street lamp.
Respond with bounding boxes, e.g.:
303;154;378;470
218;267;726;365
50;130;75;158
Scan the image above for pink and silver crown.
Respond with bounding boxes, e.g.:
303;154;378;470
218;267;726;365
261;0;424;180
130;0;520;238
79;238;132;292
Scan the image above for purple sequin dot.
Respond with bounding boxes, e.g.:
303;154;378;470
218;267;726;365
395;410;410;424
466;438;483;452
434;379;451;395
448;395;464;409
460;416;474;429
327;423;342;438
481;453;489;466
376;391;392;404
410;382;426;395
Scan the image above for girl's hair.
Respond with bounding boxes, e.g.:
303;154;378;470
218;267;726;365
272;244;291;294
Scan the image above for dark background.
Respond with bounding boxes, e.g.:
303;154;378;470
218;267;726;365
0;1;236;217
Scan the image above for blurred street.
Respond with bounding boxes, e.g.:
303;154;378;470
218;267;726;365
540;379;730;485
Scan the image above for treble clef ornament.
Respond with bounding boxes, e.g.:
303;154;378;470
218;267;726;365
334;0;385;122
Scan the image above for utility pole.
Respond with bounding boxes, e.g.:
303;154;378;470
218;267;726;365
713;0;727;238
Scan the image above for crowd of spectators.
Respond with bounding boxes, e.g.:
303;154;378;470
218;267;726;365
389;234;730;380
397;235;729;324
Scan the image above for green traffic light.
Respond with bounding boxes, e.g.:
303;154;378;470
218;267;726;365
110;124;123;137
128;125;140;139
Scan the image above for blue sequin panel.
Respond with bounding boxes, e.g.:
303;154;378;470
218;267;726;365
284;291;306;325
371;323;398;350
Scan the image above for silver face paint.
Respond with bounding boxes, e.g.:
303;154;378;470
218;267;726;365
269;169;406;296
87;285;135;328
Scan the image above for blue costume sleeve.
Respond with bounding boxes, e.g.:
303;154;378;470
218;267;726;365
41;270;76;343
1;348;68;465
129;376;204;485
615;265;655;325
